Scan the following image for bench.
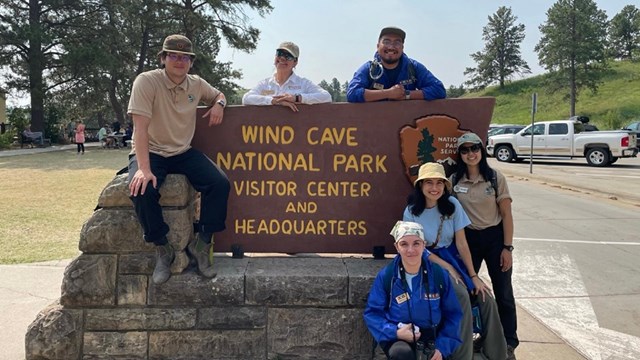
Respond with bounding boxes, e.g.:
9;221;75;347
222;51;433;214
19;133;51;148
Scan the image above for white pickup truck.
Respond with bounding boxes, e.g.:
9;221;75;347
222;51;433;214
487;120;638;166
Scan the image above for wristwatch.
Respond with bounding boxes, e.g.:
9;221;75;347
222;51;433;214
503;245;514;252
404;89;411;100
215;99;226;108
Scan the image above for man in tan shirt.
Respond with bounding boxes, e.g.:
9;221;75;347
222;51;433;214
127;34;229;284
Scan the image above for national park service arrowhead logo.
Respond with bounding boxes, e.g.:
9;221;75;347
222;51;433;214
400;115;467;184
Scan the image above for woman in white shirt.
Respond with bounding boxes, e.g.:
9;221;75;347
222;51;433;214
242;41;331;112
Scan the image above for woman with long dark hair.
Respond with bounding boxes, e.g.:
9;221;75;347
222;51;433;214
404;162;507;360
452;133;518;360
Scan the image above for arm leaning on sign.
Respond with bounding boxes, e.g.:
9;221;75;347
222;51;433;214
129;114;156;197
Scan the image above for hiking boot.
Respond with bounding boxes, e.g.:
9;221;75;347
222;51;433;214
507;345;517;360
152;244;175;284
187;237;217;278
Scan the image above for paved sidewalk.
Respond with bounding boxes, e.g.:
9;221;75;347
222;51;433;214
0;142;103;157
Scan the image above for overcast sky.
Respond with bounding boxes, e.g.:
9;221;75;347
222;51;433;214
218;0;632;90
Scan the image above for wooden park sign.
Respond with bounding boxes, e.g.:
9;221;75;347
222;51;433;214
192;98;495;254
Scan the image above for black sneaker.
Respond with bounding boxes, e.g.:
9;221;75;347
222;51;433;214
152;244;175;284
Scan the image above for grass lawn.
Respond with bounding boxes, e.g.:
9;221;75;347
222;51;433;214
0;147;129;264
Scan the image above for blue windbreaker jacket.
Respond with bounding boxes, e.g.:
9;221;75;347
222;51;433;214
363;251;463;357
346;52;446;102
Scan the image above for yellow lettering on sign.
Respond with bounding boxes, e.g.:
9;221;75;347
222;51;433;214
285;201;318;213
233;180;297;196
306;181;371;197
234;219;367;235
332;154;387;173
216;152;320;172
307;127;358;146
241;125;294;144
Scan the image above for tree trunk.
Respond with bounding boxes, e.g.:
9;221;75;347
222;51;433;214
29;0;45;132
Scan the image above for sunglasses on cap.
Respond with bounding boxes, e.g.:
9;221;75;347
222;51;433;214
165;53;193;62
459;143;482;155
276;50;296;61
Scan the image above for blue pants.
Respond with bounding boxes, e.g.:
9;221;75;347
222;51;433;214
465;223;519;349
128;148;230;245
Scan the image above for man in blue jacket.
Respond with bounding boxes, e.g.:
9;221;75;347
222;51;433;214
347;26;446;103
364;221;463;359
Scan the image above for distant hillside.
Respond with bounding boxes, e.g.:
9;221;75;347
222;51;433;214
467;60;640;130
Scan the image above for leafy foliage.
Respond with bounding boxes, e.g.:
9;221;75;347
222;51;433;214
446;84;467;98
608;5;640;60
535;0;609;116
0;0;273;132
464;6;530;90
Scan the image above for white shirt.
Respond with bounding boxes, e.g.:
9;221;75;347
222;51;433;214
242;72;332;105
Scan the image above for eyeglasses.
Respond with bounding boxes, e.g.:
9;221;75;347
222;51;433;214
459;143;482;155
276;50;296;61
166;53;193;62
381;39;404;48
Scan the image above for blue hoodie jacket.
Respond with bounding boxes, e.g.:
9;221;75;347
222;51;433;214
346;52;446;103
363;250;463;357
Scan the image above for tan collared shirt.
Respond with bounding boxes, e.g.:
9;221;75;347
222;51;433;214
451;170;512;230
128;69;220;157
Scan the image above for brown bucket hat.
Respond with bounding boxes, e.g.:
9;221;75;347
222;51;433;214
158;35;196;56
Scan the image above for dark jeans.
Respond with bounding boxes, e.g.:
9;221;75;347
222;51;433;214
465;223;519;349
77;143;85;153
128;148;230;245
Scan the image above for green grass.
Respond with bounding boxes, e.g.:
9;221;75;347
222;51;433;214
468;59;640;130
0;147;129;264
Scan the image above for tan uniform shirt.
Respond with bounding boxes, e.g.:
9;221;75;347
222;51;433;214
451;170;512;230
128;69;220;157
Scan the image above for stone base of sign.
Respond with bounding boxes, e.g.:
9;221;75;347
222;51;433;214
25;174;390;359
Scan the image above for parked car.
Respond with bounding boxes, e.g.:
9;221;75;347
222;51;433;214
487;120;638;166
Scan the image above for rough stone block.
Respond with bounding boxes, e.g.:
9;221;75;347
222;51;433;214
118;275;147;305
61;254;117;307
119;251;190;276
345;258;391;307
98;173;195;208
246;258;348;306
79;208;193;253
85;308;196;331
197;307;266;330
268;307;372;359
83;331;147;358
148;257;248;306
25;302;82;360
149;330;265;360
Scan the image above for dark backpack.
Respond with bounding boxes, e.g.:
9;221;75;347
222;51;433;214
451;169;499;199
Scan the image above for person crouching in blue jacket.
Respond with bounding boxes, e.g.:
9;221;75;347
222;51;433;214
364;221;463;359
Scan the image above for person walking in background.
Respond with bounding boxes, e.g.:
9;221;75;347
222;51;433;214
451;133;518;360
75;120;85;154
127;34;230;285
364;221;463;360
404;162;507;360
347;26;446;103
242;41;331;112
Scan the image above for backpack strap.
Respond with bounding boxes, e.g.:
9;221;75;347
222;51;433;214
491;169;499;200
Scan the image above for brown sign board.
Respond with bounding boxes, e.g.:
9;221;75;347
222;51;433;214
192;98;495;254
